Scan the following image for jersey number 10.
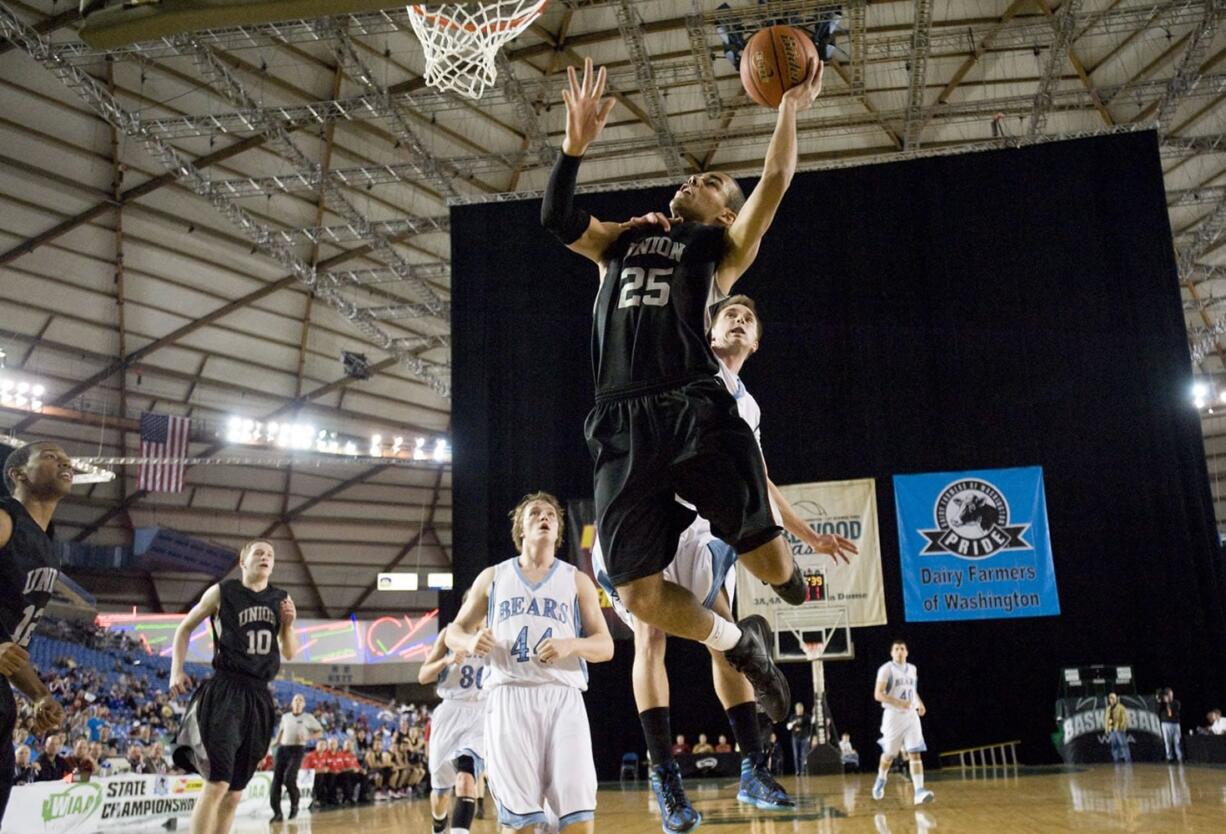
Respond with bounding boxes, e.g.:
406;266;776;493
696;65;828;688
247;631;273;655
617;267;672;308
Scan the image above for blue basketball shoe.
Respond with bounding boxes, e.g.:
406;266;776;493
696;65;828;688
649;760;701;833
736;755;796;810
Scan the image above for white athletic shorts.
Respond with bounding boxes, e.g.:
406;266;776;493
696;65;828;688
428;697;486;792
485;684;596;830
592;519;738;628
879;709;926;757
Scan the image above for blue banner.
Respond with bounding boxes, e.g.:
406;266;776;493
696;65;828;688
893;466;1060;621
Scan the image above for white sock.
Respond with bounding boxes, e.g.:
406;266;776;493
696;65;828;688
452;829;470;834
701;615;742;651
878;764;890;781
910;760;924;790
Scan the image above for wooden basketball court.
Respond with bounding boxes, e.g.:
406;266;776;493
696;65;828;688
233;764;1226;833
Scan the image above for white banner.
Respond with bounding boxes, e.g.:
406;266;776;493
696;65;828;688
1;769;314;834
737;477;886;628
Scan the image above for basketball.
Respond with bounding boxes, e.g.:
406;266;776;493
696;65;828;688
740;25;819;109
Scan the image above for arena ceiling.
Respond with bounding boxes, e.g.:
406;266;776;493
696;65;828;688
1;0;1225;617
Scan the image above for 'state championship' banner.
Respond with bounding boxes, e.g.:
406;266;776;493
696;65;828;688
737;477;886;628
1;770;313;834
893;465;1060;622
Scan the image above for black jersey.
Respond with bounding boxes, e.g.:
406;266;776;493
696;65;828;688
0;497;60;648
210;578;287;682
593;221;728;398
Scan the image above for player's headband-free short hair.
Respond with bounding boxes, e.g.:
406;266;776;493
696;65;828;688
890;638;907;648
2;441;59;493
710;295;764;344
238;539;275;564
508;491;565;553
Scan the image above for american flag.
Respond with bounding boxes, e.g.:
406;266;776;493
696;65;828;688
138;412;190;493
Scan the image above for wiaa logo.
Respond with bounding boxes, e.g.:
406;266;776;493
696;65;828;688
920;479;1030;559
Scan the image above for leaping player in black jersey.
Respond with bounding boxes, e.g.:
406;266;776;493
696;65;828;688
0;442;71;827
170;540;299;834
542;57;828;725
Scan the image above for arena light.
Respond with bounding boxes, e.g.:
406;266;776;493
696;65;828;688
1193;382;1209;399
377;572;420;592
427;572;454;590
225;414;452;462
0;374;46;412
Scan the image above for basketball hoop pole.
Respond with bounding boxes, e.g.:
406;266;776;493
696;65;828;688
812;658;828;745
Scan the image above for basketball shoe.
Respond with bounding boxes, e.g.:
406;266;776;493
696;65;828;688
736;755;795;810
914;788;935;805
872;775;887;800
724;615;790;722
649;760;701;833
771;563;808;606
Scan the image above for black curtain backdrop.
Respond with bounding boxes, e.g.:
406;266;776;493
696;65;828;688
451;131;1226;778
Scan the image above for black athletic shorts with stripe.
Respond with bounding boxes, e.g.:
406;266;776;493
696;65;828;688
584;374;782;588
173;670;275;791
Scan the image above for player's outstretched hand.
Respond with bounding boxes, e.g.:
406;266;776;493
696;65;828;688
535;637;573;665
280;596;297;627
169;671;193;698
619;212;677;233
466;627;496;657
562;57;616;156
779;57;824;111
801;530;858;565
0;641;29;676
32;696;63;734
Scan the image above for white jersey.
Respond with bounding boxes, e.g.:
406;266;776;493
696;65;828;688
485;557;588;690
436;651;490;703
716;358;761;449
876;661;919;714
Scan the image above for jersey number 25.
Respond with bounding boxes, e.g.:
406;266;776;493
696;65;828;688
618;267;672;308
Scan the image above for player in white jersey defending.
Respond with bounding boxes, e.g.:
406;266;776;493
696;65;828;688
419;630;489;834
447;492;614;833
591;295;856;830
872;639;933;805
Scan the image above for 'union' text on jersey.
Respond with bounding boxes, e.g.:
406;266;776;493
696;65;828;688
237;605;278;628
623;236;688;262
23;567;59;595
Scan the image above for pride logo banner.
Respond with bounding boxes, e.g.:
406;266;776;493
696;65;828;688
893;466;1060;621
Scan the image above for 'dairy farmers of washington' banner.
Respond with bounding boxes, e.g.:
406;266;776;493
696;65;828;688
1;769;313;834
737;477;886;628
893;465;1060;622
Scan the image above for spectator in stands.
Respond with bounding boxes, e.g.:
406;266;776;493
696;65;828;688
692;734;714;755
146;742;169;775
670;735;690;757
365;736;394;800
1204;709;1226;734
36;734;70;781
66;738;97;781
1157;688;1183;764
839;733;860;771
335;739;364;805
13;745;37;785
766;733;784;776
1104;692;1130;763
787;702;813;775
126;743;152;775
86;706;106;742
304;742;335;808
714;735;732;754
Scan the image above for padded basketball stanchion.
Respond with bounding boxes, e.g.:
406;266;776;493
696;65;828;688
406;1;548;99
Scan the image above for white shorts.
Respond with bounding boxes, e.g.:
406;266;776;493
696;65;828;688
428;697;486;792
879;709;926;757
485;684;596;830
592;518;738;628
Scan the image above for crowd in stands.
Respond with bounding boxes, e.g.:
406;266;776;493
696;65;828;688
10;616;447;814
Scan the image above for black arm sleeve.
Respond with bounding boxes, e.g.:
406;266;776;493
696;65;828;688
541;152;591;245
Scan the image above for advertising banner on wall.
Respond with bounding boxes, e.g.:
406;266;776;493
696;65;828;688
893;465;1060;622
736;477;886;628
0;769;313;834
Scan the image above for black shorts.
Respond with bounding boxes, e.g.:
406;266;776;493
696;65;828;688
173;671;275;790
585;375;781;587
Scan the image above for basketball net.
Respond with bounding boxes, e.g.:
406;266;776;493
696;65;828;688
406;1;548;99
802;641;825;662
